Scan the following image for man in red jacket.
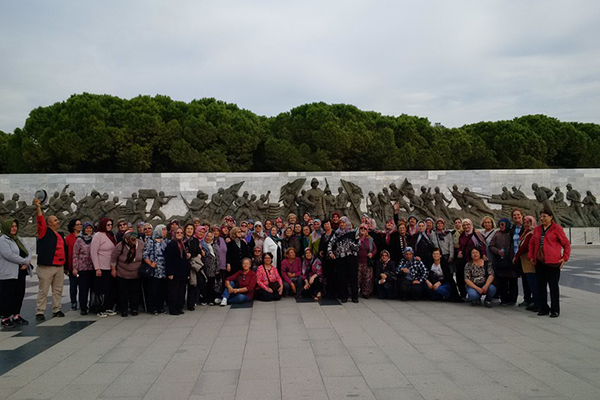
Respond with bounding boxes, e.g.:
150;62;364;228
528;209;571;318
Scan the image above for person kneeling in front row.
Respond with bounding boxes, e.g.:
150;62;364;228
464;247;496;307
221;258;256;306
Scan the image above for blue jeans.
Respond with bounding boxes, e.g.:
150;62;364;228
466;284;497;302
427;282;451;301
222;282;251;304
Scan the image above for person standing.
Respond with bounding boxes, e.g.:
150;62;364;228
164;227;190;315
90;218;117;317
0;219;32;329
72;222;95;315
111;231;144;317
327;216;360;303
65;219;82;310
33;197;66;321
528;210;570;318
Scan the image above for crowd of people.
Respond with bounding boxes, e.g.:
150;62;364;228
0;197;571;329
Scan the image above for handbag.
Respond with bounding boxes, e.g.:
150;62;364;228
139;262;155;278
264;266;280;292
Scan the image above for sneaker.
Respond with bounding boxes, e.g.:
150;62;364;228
550;312;560;318
13;316;29;325
518;300;532;307
131;310;138;316
52;311;65;318
105;310;118;316
1;318;15;330
214;298;221;305
80;311;88;316
97;312;108;318
71;302;78;310
152;311;159;316
200;302;208;306
220;298;228;306
35;314;45;321
537;310;550;316
484;301;492;308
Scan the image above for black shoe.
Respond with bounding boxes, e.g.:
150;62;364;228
352;298;359;303
152;311;159;316
340;298;347;303
169;312;179;316
52;311;65;318
178;310;185;315
36;314;45;321
484;301;492;308
550;312;560;318
526;305;535;311
531;307;540;313
13;316;29;325
80;310;88;316
71;302;78;311
538;310;550;316
121;312;128;317
187;306;195;311
131;310;138;316
1;318;15;330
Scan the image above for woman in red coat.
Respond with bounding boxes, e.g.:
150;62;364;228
528;210;571;318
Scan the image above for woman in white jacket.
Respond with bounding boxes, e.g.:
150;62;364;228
0;219;32;329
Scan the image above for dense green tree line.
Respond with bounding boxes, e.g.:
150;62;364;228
1;93;599;173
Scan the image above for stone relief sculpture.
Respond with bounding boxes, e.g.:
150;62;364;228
3;176;598;237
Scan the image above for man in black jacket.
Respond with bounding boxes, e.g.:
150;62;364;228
34;198;66;321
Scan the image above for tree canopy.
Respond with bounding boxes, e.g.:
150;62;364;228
2;93;599;173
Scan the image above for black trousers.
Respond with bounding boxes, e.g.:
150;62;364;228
167;279;187;314
116;277;141;313
148;277;167;313
496;276;518;304
323;259;336;299
255;288;282;302
536;262;561;313
94;270;117;312
336;256;358;301
398;279;424;301
301;277;323;298
0;270;27;318
69;272;78;304
455;257;467;298
77;270;95;313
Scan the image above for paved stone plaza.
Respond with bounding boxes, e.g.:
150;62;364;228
1;247;600;400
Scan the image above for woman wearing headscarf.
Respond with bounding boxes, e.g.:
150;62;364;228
143;224;168;315
111;230;144;317
513;215;538;311
375;250;397;299
479;216;497;261
0;219;32;329
263;226;283;270
318;220;337;299
213;225;228;275
251;221;266;251
72;222;95;315
456;218;487;299
251;246;263;271
397;247;427;301
90;218;117;317
489;218;518;306
282;226;301;256
137;222;146;242
412;221;434;272
308;219;323;256
165;226;190;315
327;216;360;303
199;231;221;306
357;223;377;299
301;247;323;300
429;218;454;268
184;225;203;309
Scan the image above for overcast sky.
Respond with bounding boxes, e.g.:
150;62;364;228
1;1;599;132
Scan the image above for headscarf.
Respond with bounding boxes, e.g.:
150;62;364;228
425;217;435;235
524;215;537;231
498;218;512;232
172;227;186;258
336;216;353;235
462;218;474;235
309;219;322;243
79;222;95;244
407;215;418;235
98;217;117;245
435;218;449;240
123;230;138;263
403;247;414;255
1;219;28;257
194;225;207;240
152;224;166;240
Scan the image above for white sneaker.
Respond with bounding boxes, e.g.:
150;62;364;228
220;298;227;306
200;302;208;306
105;310;118;316
214;298;221;305
97;312;108;318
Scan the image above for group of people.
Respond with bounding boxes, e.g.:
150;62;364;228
0;196;571;330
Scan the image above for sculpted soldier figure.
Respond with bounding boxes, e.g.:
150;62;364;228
207;188;225;220
433;187;452;219
419;187;437;217
380;187;394;222
235;191;253;222
532;183;554;214
149;191;175;221
305;178;325;220
102;196;121;222
0;194;9;219
296;189;312;219
133;190;148;222
554;187;567;208
582;190;597;219
335;187;349;215
367;191;382;222
449;185;467;210
463;188;494;216
511;186;528;200
255;193;271;222
323;186;336;219
389;183;411;214
5;193;20;213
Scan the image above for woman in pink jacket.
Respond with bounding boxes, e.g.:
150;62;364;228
528;209;571;318
90;218;117;317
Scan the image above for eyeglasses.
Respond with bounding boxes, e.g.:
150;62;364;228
118;223;127;227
